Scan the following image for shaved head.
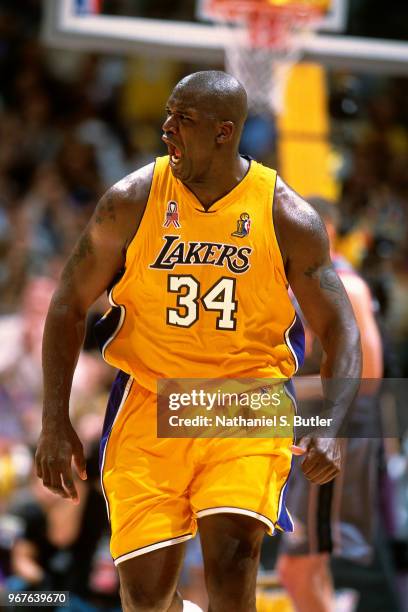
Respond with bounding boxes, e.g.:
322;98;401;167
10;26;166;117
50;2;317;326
172;71;248;137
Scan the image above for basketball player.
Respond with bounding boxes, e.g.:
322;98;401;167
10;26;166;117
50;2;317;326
277;197;383;612
35;72;361;612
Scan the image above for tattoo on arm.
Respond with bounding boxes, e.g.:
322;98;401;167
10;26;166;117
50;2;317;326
72;232;94;265
320;267;345;297
304;261;346;301
62;232;94;282
304;261;323;279
95;193;116;224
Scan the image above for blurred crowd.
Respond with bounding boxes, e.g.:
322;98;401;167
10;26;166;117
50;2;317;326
330;73;408;378
0;1;407;610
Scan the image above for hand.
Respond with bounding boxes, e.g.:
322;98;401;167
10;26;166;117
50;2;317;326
290;437;342;484
35;421;87;503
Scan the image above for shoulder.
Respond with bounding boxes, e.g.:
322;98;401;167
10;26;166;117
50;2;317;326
273;176;329;267
93;162;155;247
102;162;155;207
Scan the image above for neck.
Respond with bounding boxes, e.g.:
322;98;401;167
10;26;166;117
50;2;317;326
184;154;250;211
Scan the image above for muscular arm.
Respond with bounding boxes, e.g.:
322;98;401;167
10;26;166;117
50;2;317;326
36;163;154;501
274;177;362;482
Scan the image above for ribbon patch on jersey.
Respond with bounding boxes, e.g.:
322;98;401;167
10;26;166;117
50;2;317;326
163;200;181;228
232;212;251;237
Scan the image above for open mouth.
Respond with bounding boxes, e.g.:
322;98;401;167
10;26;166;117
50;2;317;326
163;136;182;166
169;143;182;165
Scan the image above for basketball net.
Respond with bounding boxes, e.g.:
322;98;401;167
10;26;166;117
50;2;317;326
201;0;329;114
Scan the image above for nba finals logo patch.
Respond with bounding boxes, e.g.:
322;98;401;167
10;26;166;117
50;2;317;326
163;200;181;228
232;212;251;237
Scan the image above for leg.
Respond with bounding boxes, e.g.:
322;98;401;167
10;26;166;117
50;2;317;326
198;513;266;612
117;543;185;611
277;553;334;612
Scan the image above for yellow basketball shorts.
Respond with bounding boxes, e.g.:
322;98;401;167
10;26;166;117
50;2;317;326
100;371;295;566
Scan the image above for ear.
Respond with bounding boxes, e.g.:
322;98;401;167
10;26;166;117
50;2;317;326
216;121;234;144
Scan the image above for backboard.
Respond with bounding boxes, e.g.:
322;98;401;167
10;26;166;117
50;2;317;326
42;0;408;74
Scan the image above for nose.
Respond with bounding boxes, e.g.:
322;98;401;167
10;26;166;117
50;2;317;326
162;113;177;134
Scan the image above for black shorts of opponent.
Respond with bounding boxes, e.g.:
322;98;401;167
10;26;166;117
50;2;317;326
280;396;382;564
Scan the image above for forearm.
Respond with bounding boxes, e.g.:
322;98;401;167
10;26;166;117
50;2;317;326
42;294;86;429
320;319;361;379
319;321;362;434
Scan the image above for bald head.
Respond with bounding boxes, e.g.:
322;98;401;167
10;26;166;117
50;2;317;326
172;71;248;136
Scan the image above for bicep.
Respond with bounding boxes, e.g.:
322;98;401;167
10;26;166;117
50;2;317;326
275;179;361;380
53;164;154;314
274;181;355;339
289;256;354;341
58;222;125;314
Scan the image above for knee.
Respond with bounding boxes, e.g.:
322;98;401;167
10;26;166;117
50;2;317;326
205;541;261;611
120;582;176;612
211;535;261;580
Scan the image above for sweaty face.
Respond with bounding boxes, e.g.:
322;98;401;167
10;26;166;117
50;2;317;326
162;89;219;184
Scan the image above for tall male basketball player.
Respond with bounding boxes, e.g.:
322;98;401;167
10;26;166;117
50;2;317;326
35;72;362;612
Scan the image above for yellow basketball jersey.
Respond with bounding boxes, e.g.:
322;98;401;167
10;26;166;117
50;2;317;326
96;156;304;392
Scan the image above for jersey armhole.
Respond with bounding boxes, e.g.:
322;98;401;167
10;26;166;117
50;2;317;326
109;158;162;305
123;157;164;265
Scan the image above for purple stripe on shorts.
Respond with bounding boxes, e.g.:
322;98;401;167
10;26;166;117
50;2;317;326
99;370;130;471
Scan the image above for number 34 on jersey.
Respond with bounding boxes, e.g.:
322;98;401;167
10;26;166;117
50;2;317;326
167;275;237;331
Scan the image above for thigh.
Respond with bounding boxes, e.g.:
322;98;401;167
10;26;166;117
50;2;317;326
101;379;196;563
198;513;266;611
117;542;185;610
191;444;294;535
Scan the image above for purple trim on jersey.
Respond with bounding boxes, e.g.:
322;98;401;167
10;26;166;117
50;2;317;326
284;378;296;402
289;313;305;371
276;475;294;532
99;370;130;470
